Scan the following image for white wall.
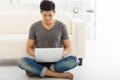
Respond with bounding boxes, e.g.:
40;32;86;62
96;0;120;55
82;0;96;40
96;0;120;79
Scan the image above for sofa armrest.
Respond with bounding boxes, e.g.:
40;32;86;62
72;19;86;58
0;34;28;59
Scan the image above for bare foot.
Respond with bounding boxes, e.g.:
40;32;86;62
45;70;73;80
63;72;73;80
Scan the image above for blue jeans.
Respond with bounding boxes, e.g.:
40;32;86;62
17;56;78;77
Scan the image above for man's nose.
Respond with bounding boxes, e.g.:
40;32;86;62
45;16;50;20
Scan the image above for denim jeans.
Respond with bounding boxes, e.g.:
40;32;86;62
17;56;78;77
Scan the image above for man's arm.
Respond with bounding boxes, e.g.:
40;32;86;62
26;39;35;57
62;39;71;57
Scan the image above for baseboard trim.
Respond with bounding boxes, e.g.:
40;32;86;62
0;58;83;66
0;59;18;66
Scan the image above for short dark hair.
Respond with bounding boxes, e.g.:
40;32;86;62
40;0;55;11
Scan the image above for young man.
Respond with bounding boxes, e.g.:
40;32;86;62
18;0;78;80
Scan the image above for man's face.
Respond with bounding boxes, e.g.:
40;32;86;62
41;10;55;24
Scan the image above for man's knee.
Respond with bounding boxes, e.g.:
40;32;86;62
65;56;78;68
66;56;77;60
17;57;30;69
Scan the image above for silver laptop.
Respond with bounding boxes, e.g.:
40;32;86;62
35;48;63;62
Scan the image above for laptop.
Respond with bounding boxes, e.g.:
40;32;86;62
35;48;63;62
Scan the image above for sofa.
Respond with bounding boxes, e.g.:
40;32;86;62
0;12;85;65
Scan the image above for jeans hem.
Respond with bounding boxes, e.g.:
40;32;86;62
40;67;48;77
50;64;55;72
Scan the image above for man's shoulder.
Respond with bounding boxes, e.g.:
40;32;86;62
56;20;66;27
30;20;41;28
57;20;64;24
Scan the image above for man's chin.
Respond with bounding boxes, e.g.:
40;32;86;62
45;21;51;24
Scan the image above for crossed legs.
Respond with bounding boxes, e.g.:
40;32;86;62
17;56;78;80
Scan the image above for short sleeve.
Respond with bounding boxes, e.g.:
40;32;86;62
61;24;69;40
28;25;36;40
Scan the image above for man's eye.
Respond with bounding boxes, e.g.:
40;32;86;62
49;15;52;17
43;15;47;17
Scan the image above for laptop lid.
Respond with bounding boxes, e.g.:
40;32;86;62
35;48;63;62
